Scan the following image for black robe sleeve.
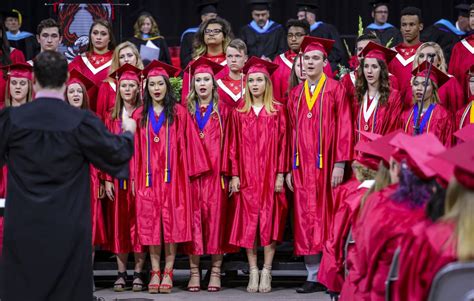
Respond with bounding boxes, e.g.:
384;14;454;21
75;111;134;179
180;32;195;69
311;23;348;70
0;108;11;167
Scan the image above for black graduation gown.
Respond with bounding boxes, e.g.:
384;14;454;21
7;34;38;61
180;28;197;69
129;35;172;66
239;21;286;60
309;22;348;70
363;26;402;48
0;98;134;301
421;22;463;63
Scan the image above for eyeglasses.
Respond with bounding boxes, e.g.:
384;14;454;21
288;33;305;39
204;29;223;35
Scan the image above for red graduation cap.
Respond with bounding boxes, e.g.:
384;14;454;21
359;41;398;64
354;130;383;170
389;132;446;179
436;139;474;189
358;130;382;142
109;63;142;83
355;130;404;167
185;56;225;77
1;62;33;80
242;56;279;77
454;124;474;143
67;68;96;91
142;60;181;79
300;36;334;57
426;156;454;188
412;61;450;88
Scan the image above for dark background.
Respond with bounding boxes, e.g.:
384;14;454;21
3;0;459;47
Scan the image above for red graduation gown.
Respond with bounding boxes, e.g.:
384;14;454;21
0;48;26;106
449;35;474;100
401;103;454;146
287;78;353;255
340;70;400;122
181;105;237;255
318;178;370;293
181;53;228;104
132;104;211;245
389;43;422;108
354;90;403;146
216;74;245;113
272;50;297;104
89;165;107;246
69;51;113;112
222;103;289;248
102;113;144;253
404;75;465;113
456;100;473;130
393;221;457;301
96;81;117;122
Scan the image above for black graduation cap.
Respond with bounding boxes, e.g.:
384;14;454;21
247;0;273;11
369;0;390;9
455;1;471;17
0;10;20;20
196;0;219;15
297;0;319;14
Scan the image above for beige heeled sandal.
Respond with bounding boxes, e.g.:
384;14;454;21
259;266;272;293
246;266;260;293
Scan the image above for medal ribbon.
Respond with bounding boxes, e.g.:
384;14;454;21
195;100;214;132
413;103;435;135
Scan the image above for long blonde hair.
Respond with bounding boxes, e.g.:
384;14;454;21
186;76;220;115
111;81;141;120
239;73;277;114
412;42;447;72
107;42;144;83
443;179;474;261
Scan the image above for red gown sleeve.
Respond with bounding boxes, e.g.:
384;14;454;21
334;83;354;163
277;105;290;173
222;110;240;177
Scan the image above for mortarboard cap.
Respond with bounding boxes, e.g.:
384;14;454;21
297;0;319;14
389;132;446;179
242;56;279;77
454;124;474;142
359;41;398;63
355;130;403;167
412;61;450;88
1;62;33;80
248;0;272;11
369;0;390;9
184;56;225;77
455;3;470;17
436;139;474;189
196;0;219;15
300;36;334;56
67;68;96;90
142;60;181;79
109;63;142;83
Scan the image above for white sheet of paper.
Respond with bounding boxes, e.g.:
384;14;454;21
145;40;159;49
0;198;5;208
140;44;160;62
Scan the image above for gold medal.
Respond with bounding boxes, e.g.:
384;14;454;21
199;132;205;139
364;124;369;130
153;136;160;143
307;112;312;118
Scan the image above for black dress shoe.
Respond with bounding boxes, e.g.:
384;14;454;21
295;281;327;293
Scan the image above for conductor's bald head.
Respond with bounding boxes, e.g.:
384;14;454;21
33;50;68;90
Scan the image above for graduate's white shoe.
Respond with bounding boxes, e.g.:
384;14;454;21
258;266;272;293
246;267;259;293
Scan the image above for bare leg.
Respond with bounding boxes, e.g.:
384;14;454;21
132;252;146;291
148;245;162;293
208;254;223;292
259;242;276;293
246;240;259;293
114;253;128;292
187;255;201;291
160;243;177;293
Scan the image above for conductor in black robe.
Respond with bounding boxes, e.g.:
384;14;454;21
421;3;470;63
0;51;137;301
296;0;348;70
239;0;286;60
180;0;219;69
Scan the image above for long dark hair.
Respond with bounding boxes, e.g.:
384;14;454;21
355;57;390;106
391;163;436;208
140;76;177;128
192;17;233;59
0;16;12;78
87;19;116;53
425;181;446;222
